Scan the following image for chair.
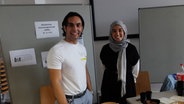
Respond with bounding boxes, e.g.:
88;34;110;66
135;71;151;96
40;85;56;104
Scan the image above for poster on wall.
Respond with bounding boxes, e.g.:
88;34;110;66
34;21;60;39
9;48;37;67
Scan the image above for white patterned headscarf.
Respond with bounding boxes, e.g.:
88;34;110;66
109;20;129;52
109;20;129;96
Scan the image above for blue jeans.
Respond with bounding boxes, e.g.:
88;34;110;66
55;89;93;104
67;89;93;104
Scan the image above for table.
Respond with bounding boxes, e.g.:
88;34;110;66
127;90;177;104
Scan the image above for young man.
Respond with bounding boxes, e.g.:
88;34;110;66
47;12;93;104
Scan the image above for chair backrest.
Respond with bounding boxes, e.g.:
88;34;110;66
40;85;56;104
136;71;151;96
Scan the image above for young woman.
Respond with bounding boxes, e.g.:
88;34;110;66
100;20;140;104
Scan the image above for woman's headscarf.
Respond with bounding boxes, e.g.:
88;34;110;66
109;20;129;96
109;20;129;52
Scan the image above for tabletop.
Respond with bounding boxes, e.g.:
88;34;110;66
126;90;177;104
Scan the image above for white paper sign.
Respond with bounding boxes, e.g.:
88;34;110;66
41;51;48;68
9;48;37;67
35;21;60;39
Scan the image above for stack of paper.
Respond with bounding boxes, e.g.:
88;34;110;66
159;96;184;104
159;97;176;104
170;95;184;102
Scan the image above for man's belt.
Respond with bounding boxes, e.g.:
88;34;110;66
65;88;87;99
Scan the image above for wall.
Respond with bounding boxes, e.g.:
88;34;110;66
0;0;88;4
0;0;34;4
93;0;184;38
139;5;184;82
0;2;97;104
0;5;96;104
2;0;184;103
92;0;184;96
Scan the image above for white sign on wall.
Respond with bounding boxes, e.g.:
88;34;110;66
9;48;37;67
34;21;60;39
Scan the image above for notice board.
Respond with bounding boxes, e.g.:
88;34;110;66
0;4;96;104
139;5;184;83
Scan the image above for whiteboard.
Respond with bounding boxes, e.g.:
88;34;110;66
139;5;184;82
92;0;184;40
0;4;96;104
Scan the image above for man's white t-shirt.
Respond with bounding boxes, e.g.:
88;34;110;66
47;40;87;95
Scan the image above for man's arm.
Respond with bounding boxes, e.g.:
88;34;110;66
49;69;68;104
